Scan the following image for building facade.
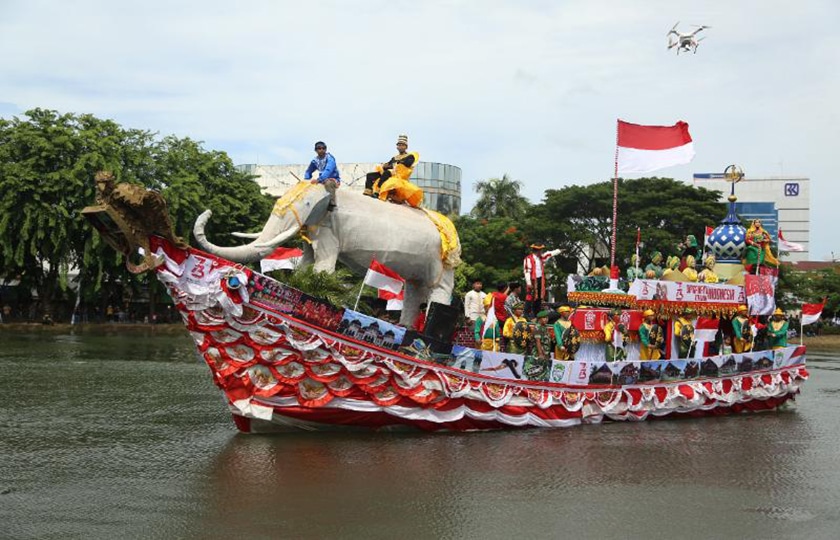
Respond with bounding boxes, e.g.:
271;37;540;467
238;161;462;216
693;174;810;262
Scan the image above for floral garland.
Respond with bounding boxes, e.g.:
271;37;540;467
569;292;740;318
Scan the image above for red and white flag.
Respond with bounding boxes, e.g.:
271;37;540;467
260;247;303;273
693;317;720;343
778;230;805;252
364;259;404;294
745;274;776;316
378;288;404;311
617;120;695;174
801;302;824;325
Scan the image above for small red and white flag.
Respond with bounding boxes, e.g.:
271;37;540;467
378;288;404;311
260;247;303;273
801;302;824;326
745;274;776;316
778;230;805;252
617;120;695;174
693;317;720;343
364;259;404;294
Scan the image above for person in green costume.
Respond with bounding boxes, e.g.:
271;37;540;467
767;308;789;349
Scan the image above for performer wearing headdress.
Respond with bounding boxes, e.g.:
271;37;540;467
503;303;530;355
743;219;780;272
673;308;695;358
365;134;424;207
644;251;664;279
732;305;753;353
553;306;575;360
626;254;645;282
523;243;561;317
532;310;555;361
638;309;662;360
768;308;789;349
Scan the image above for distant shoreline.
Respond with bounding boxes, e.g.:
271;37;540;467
1;322;838;351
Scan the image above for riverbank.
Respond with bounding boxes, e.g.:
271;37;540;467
2;322;839;350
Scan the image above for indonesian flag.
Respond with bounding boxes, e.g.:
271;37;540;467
693;317;719;343
802;302;824;325
778;230;805;252
363;259;404;294
745;274;776;316
617;120;695;174
260;247;303;273
378;288;404;311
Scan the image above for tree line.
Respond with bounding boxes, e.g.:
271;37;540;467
0;109;835;322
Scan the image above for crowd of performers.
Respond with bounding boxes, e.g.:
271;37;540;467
460;226;789;363
303;134;425;209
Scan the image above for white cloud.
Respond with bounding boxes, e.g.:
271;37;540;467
1;0;837;258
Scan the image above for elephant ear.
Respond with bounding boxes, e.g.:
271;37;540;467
304;196;331;226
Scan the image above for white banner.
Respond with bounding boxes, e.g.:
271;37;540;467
629;279;745;305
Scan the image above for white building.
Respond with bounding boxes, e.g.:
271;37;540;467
693;174;810;262
238;161;462;216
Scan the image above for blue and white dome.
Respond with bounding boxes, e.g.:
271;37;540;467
707;196;746;263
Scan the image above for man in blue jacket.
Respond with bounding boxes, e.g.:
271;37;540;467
304;141;340;210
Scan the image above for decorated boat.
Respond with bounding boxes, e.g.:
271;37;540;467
83;172;807;433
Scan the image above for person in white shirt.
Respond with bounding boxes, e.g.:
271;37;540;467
523;243;561;317
463;279;487;323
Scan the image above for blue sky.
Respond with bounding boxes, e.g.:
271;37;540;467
1;1;837;259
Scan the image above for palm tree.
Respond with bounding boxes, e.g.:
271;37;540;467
471;174;530;220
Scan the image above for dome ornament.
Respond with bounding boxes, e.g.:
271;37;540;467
724;164;744;183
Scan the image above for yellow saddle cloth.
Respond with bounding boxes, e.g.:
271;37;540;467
420;208;462;269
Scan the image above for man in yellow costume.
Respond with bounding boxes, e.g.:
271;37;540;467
364;134;423;207
638;309;662;360
732;305;753;353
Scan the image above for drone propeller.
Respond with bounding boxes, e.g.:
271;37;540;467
667;21;679;36
697;36;706;42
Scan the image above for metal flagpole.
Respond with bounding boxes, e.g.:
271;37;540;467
609;121;620;289
353;281;365;311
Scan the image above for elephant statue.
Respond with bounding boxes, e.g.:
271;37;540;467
193;182;461;326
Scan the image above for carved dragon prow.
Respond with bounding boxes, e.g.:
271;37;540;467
82;171;187;274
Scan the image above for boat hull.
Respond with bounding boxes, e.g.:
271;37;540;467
150;237;808;433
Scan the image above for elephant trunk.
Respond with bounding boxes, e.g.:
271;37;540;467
193;210;299;263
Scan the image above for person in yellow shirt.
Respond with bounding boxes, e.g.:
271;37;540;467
732;305;752;353
365;134;424;207
503;303;529;354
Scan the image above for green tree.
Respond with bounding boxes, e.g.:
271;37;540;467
0;108;274;320
471;174;530;220
529;177;724;273
455;215;528;288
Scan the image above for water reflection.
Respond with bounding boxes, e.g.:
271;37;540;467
2;331;840;538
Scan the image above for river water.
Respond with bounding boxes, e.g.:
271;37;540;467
1;329;839;539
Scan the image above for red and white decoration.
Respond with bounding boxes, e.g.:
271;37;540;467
260;247;303;273
149;237;809;434
629;279;745;305
801;302;824;326
364;259;404;294
616;120;695;174
778;230;805;253
745;274;776;316
378;288;404;311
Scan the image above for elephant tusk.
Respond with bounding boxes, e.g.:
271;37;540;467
231;232;261;239
254;226;301;249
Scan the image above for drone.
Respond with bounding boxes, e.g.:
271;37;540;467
667;22;710;55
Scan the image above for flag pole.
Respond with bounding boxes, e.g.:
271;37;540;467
353;281;365;311
610;120;620;289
